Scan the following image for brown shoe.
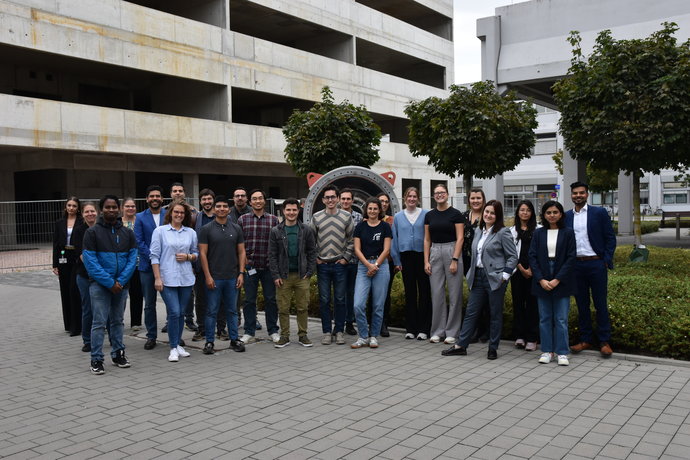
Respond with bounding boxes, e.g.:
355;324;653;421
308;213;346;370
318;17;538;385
570;342;592;353
600;342;613;357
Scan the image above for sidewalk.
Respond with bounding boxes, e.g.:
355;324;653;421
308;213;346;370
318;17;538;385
1;271;689;459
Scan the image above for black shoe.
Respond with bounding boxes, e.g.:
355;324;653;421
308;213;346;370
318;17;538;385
380;324;390;338
203;342;215;355
111;350;131;368
192;330;204;342
479;335;489;344
255;321;263;331
144;338;156;350
179;339;186;347
90;360;105;375
217;329;230;341
441;345;467;356
69;331;80;337
488;349;498;360
345;322;357;336
81;343;91;352
185;321;198;332
230;339;246;352
161;324;168;333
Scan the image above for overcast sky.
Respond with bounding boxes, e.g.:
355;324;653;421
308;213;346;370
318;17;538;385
453;0;530;84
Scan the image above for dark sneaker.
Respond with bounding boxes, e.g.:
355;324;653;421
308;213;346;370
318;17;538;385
274;336;290;348
144;339;156;350
90;360;105;375
161;323;168;333
230;339;245;352
111;350;131;368
255;321;263;330
81;343;91;352
179;339;186;347
298;336;313;347
217;329;230;341
203;342;215;355
192;330;204;342
185;321;198;332
380;324;390;337
345;322;357;336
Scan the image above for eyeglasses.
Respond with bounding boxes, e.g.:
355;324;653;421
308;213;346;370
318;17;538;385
234;194;246;198
323;195;338;200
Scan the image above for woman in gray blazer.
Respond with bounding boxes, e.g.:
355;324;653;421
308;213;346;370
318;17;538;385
442;200;518;360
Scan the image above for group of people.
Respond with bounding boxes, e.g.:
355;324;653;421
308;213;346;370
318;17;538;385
53;180;615;374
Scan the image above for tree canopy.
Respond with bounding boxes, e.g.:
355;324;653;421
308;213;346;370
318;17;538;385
282;86;381;177
405;81;538;195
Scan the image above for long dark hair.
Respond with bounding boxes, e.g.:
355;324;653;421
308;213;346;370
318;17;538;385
63;196;81;219
514;199;537;239
481;199;505;233
540;201;566;229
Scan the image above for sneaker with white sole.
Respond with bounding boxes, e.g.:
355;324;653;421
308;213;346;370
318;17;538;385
321;334;332;345
444;337;456;344
274;336;290;348
270;333;280;343
369;337;379;348
557;355;570;366
525;342;537;351
176;345;190;357
429;335;441;343
168;348;179;362
538;352;553;364
405;333;415;340
351;337;369;349
335;332;346;345
240;334;256;344
298;335;313;347
417;333;428;341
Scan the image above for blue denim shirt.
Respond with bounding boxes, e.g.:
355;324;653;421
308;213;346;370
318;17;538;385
149;224;198;287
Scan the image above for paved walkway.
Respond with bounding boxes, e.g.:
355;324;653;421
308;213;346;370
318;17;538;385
1;271;689;459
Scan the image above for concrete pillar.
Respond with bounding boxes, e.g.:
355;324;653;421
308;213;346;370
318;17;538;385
183;173;200;203
561;146;586;211
483;174;504;204
0;169;17;246
477;16;500;84
617;171;633;235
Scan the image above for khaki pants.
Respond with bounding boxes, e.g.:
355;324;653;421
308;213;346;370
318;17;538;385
276;273;310;337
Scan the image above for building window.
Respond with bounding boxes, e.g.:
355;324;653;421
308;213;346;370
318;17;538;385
663;193;688;204
663;182;685;189
504;185;522;192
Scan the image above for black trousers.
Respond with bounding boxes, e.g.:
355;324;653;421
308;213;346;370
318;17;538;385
511;272;539;342
57;249;80;333
400;251;432;335
128;268;143;327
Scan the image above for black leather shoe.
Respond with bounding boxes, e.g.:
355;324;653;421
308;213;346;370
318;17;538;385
161;324;168;333
81;343;91;352
345;322;357;336
144;338;156;350
441;345;467;356
380;324;390;337
487;348;498;360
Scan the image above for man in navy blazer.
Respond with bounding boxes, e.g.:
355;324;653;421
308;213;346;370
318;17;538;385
565;181;616;357
134;185;166;350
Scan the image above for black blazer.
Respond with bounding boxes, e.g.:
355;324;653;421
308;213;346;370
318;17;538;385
528;227;577;298
52;217;83;267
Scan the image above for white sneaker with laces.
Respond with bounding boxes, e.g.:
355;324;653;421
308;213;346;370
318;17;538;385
168;348;179;362
176;345;190;357
429;335;441;343
270;333;280;343
538;352;552;364
351;337;369;349
369;337;379;348
240;334;255;344
417;333;428;341
557;355;570;366
405;333;415;340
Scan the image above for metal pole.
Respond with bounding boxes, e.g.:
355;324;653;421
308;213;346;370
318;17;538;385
676;213;681;240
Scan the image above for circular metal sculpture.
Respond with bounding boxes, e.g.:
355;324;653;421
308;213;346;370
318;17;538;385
303;166;400;223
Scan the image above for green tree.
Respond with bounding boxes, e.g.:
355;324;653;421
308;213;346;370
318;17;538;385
282;86;382;176
553;23;690;246
405;81;538;196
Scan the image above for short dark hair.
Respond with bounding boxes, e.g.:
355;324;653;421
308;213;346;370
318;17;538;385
468;188;486;204
363;197;385;220
170;182;185;193
340;188;353;198
233;187;247;196
199;188;215;199
540;200;566;229
99;195;120;210
570;181;589;191
145;185;163;197
248;188;265;200
283;197;300;209
214;195;230;206
482;199;505;233
164;201;193;227
322;184;339;197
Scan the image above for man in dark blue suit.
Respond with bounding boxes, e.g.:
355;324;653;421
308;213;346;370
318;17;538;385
134;185;166;350
565;181;616;357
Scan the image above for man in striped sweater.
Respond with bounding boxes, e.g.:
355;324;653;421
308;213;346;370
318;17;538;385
310;185;354;345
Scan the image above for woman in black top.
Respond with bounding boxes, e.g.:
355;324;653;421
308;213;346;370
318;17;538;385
52;196;83;334
510;200;539;351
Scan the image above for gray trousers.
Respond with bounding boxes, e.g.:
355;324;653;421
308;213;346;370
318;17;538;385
429;241;463;339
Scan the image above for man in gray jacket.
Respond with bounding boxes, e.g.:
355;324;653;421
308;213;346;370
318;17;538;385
268;198;317;348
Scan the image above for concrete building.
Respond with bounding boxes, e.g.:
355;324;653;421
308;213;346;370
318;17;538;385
0;0;455;207
476;0;690;228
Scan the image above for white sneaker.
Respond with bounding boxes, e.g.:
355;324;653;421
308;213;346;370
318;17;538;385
168;348;179;362
270;333;280;343
405;333;415;340
240;334;255;344
444;337;456;344
176;345;190;357
557;355;570;366
429;335;441;343
369;337;379;348
351;337;369;349
417;333;428;341
538;352;552;364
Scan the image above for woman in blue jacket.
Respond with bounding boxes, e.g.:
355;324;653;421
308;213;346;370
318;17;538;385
391;187;431;340
529;201;577;366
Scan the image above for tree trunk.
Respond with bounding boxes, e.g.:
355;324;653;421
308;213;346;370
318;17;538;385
463;174;473;210
632;171;643;246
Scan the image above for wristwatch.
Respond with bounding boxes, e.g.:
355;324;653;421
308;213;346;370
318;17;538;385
452;257;459;262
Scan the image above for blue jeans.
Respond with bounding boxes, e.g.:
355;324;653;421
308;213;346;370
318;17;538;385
89;282;127;362
354;261;390;339
345;263;358;323
77;274;92;345
206;279;239;342
160;286;193;349
538;295;571;356
574;259;611;343
317;262;347;333
458;268;507;351
139;270;158;340
243;268;278;336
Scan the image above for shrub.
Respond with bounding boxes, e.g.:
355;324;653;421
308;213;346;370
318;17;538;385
613;221;659;234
